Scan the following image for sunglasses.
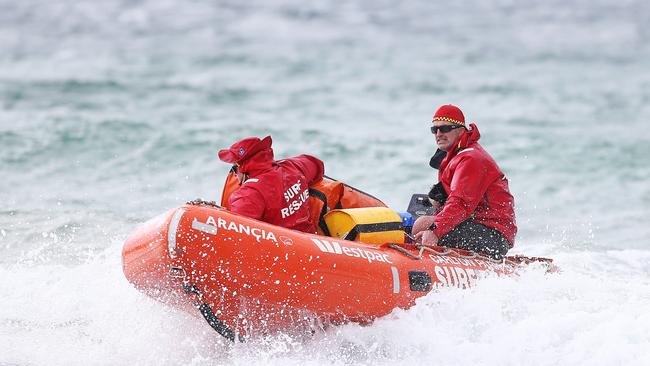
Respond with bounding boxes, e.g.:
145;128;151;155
231;164;249;183
431;125;464;134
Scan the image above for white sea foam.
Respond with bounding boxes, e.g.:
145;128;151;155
2;249;649;365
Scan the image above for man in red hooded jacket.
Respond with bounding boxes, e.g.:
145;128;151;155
218;135;325;233
412;105;517;259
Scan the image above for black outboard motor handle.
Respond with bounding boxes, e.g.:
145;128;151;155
406;194;437;219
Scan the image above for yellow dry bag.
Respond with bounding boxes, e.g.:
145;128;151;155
323;207;405;245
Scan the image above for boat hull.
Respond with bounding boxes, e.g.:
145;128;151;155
122;203;552;338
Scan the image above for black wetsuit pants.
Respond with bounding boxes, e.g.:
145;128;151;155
439;220;510;260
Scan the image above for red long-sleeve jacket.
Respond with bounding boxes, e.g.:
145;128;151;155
229;149;325;233
433;124;517;246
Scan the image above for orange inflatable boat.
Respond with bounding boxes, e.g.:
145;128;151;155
122;177;554;341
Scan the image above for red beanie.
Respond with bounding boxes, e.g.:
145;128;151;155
433;105;465;126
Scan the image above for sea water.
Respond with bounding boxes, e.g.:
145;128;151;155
1;0;649;365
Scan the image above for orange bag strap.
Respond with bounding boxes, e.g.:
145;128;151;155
308;187;343;236
308;177;344;236
220;167;242;210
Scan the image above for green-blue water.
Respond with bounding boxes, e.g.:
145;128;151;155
2;1;650;365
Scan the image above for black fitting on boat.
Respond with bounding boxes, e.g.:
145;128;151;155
182;284;243;342
198;303;243;342
408;270;432;292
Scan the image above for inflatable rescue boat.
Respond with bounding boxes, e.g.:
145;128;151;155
122;176;554;341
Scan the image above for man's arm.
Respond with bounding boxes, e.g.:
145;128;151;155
285;154;325;184
229;187;266;220
431;155;496;238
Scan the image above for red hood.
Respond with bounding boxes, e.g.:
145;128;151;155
457;123;481;149
439;123;481;172
239;148;275;176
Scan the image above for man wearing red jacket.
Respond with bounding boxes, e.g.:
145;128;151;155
218;135;325;233
413;105;517;259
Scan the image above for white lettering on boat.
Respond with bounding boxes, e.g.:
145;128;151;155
433;266;479;289
311;238;393;264
200;216;278;243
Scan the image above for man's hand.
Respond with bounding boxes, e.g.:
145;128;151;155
414;230;439;246
412;215;436;235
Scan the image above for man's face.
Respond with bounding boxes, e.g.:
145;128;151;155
432;122;465;152
233;163;247;183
